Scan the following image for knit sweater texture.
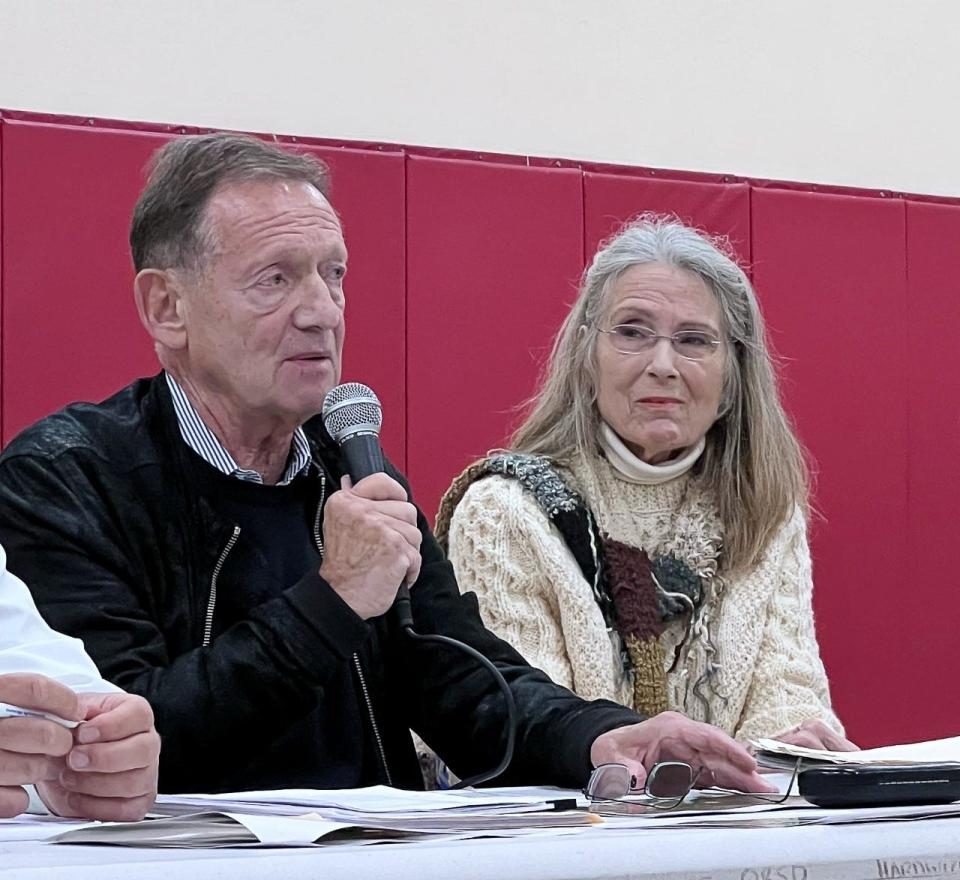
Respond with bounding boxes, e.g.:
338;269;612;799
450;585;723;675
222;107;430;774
446;451;843;742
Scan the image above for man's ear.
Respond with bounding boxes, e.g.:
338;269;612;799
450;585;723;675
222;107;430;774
134;269;188;350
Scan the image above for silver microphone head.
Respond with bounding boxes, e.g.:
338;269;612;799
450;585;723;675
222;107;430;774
321;383;383;444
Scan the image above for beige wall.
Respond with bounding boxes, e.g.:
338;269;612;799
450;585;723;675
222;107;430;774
1;0;957;196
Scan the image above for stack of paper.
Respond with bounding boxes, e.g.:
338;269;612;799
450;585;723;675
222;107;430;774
751;735;960;769
52;785;596;848
150;784;568;818
0;815;94;844
53;810;598;848
597;799;960;830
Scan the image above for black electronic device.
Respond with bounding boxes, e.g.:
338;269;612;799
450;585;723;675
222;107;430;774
798;762;960;808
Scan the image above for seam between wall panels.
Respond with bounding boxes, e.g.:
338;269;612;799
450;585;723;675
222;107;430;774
902;200;911;516
0;116;5;447
402;150;409;478
579;169;586;270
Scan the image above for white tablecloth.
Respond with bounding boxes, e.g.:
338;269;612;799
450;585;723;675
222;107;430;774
3;814;959;880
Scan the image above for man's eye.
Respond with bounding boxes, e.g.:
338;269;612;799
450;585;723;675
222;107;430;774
259;273;286;288
328;265;347;282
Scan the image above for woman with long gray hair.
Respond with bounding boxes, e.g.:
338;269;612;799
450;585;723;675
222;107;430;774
437;214;853;755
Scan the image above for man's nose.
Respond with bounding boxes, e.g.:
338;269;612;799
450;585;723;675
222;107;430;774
294;273;342;328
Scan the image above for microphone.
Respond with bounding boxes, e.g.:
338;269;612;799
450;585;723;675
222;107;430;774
321;382;386;480
321;382;413;629
321;382;517;788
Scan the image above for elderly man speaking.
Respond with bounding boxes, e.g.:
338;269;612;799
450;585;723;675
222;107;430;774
0;134;775;796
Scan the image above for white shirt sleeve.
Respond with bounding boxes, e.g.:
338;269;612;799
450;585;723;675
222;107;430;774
0;544;118;694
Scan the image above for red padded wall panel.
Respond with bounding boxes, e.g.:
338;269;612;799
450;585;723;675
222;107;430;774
1;121;168;444
903;201;960;740
405;156;584;521
299;146;406;466
5;109;960;746
584;174;751;267
751;189;908;747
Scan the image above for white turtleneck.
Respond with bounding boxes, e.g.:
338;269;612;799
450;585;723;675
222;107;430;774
599;422;705;485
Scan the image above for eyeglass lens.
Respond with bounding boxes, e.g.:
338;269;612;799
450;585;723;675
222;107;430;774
645;761;695;799
586;763;635;800
605;325;719;360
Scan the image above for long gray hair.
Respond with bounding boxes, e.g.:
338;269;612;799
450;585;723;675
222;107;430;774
511;214;808;573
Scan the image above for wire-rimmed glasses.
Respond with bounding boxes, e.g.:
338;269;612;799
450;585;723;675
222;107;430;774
584;758;802;811
597;324;722;361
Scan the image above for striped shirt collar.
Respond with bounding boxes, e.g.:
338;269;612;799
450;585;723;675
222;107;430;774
165;372;312;486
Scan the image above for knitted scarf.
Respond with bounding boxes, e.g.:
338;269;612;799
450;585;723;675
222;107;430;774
436;453;707;718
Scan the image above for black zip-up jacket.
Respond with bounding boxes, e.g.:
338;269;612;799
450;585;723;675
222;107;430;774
0;375;642;793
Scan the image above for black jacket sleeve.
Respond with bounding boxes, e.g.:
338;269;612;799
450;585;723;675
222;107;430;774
0;449;372;791
394;476;644;789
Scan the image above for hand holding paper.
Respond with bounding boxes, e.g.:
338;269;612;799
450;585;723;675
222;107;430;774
0;673;82;818
37;691;160;821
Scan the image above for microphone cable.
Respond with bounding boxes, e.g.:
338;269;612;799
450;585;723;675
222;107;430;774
322;382;517;789
399;614;517;789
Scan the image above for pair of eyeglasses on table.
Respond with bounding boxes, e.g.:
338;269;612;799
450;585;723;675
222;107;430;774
584;758;803;812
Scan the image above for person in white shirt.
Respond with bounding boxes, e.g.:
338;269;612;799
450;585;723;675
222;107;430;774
0;545;160;820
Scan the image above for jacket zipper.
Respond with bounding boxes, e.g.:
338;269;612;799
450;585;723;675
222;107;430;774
312;473;326;556
202;470;319;646
353;654;393;787
311;472;393;786
202;525;241;647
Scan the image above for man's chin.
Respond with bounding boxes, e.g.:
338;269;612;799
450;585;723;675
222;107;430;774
284;360;340;394
296;385;340;423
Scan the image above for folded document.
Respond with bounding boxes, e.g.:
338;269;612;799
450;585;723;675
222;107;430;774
151;784;566;817
51;785;596;848
52;809;597;848
752;735;960;768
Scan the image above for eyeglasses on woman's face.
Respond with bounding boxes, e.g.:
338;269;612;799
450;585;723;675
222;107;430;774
584;759;801;811
597;324;722;361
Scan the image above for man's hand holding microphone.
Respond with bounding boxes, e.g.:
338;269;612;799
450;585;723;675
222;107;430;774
320;473;421;620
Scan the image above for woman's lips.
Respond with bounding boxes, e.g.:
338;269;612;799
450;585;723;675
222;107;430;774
639;397;682;405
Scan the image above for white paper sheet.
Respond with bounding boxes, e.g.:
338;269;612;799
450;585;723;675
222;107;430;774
0;815;92;842
587;796;960;831
154;784;556;818
52;808;599;848
752;735;960;766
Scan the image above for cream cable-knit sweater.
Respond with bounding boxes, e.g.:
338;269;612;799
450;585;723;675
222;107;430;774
446;452;843;742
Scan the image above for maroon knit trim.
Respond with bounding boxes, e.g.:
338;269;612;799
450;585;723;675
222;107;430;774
602;536;664;641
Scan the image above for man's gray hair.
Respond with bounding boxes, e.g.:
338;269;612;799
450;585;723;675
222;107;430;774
511;213;809;572
130;133;330;273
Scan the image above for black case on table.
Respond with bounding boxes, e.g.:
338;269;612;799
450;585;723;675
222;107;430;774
798;762;960;808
